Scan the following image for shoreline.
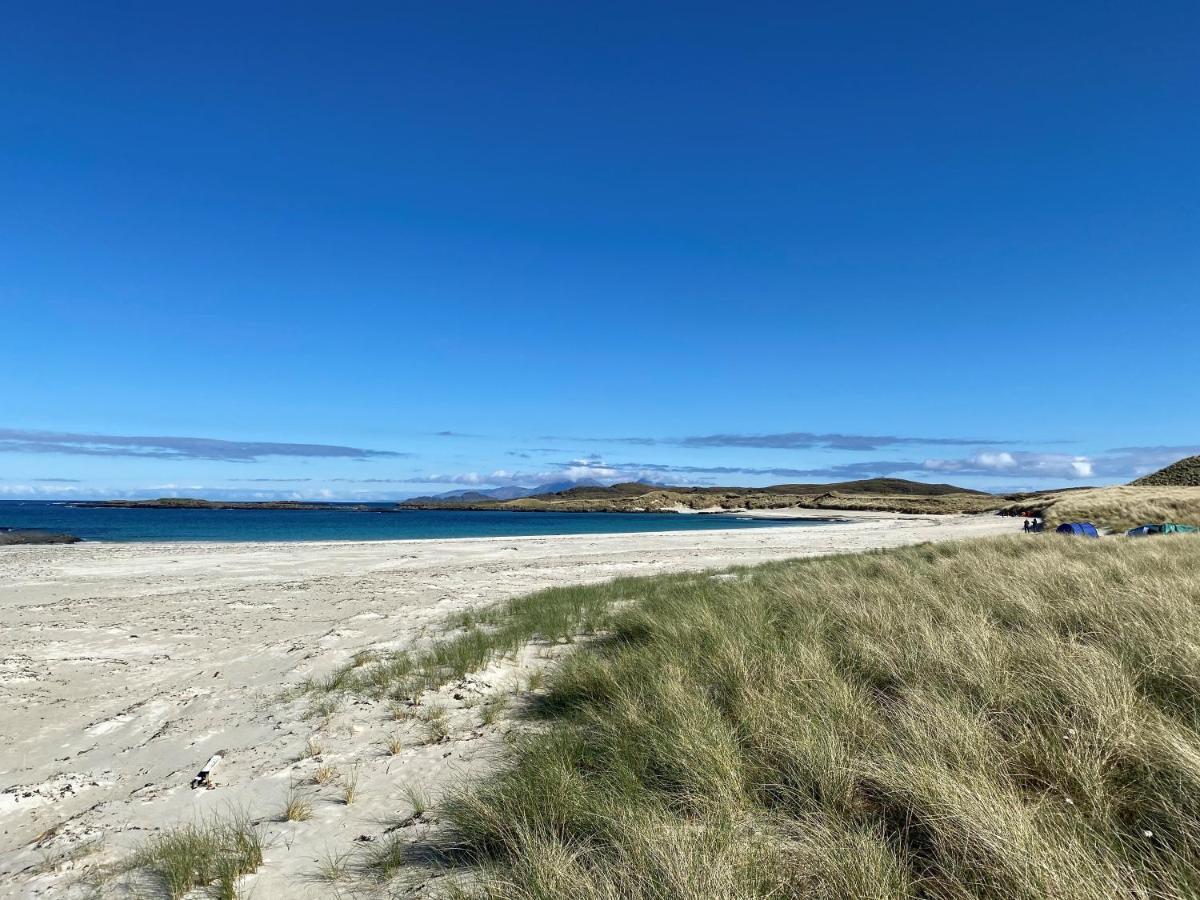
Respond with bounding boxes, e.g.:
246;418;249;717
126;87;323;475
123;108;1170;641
1;512;1016;897
0;512;850;550
0;508;955;549
0;505;856;548
4;513;854;549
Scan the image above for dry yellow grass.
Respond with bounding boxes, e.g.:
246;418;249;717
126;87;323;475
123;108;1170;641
311;764;338;785
1002;485;1200;532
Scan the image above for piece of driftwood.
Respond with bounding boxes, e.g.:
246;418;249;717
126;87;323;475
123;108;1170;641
190;752;225;789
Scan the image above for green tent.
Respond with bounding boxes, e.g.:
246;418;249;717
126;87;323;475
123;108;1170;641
1161;523;1199;534
1126;522;1199;537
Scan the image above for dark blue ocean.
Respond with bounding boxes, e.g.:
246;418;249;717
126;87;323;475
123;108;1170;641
0;500;833;543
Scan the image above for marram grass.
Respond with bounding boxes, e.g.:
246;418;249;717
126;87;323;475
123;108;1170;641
120;815;264;900
306;576;630;701
428;535;1200;899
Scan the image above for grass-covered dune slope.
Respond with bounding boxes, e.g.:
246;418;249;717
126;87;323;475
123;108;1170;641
1133;455;1200;487
1001;485;1200;533
429;536;1200;899
998;457;1200;532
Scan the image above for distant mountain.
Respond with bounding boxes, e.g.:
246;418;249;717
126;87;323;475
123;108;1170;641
524;478;606;495
400;476;997;514
416;487;535;502
406;478;605;504
1131;456;1200;487
521;477;987;502
523;481;665;501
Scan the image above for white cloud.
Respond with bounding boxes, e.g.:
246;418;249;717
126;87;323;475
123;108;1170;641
1068;459;1094;478
923;452;1094;480
973;452;1018;470
418;461;658;489
421;470;527;487
560;464;622;480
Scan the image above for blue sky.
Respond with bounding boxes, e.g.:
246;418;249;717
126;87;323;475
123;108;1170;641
2;2;1197;500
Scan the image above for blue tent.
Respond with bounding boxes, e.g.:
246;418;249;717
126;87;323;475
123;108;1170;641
1057;522;1099;538
1127;524;1160;537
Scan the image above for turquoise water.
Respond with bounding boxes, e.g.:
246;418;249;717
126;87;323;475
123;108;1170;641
0;501;834;543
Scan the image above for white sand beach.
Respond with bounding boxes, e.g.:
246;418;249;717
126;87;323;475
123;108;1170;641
1;512;1016;897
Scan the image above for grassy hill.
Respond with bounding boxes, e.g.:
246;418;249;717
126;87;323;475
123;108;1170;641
529;478;988;501
402;478;1000;516
757;477;989;497
523;481;669;501
1133;455;1200;487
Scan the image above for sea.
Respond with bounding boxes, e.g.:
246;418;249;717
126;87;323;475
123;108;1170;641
0;500;835;543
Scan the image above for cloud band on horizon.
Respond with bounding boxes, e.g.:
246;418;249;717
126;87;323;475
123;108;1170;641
413;444;1195;490
539;431;1036;451
0;428;408;462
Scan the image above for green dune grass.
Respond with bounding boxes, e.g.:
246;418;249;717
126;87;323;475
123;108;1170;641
423;536;1200;899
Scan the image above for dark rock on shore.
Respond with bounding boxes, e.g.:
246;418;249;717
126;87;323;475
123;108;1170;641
0;529;82;545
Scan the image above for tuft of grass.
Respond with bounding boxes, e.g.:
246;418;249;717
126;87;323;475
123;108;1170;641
365;833;409;880
302;736;324;759
402;781;431;817
311;764;338;785
124;816;263;900
385;734;405;756
315;847;350;882
308;696;339;724
422;706;450;743
525;669;546;692
388;701;417;721
479;695;509;727
341;765;360;805
351;649;376;668
433;536;1200;899
282;784;313;822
